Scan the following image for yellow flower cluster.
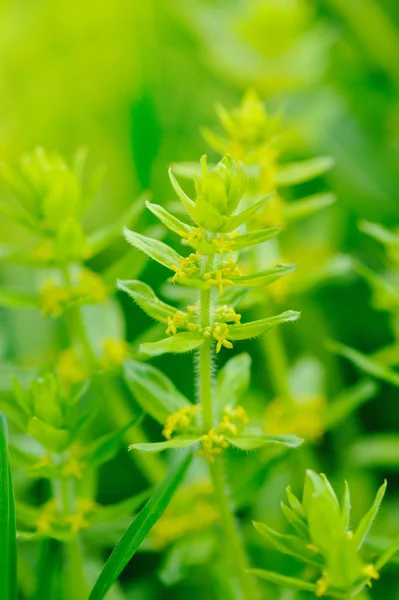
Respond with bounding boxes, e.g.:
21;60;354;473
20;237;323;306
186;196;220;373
198;405;250;462
36;498;98;535
57;349;87;387
171;252;199;283
203;322;232;353
211;233;236;254
40;269;107;317
203;258;242;294
315;577;328;597
162;405;199;440
214;304;241;325
101;337;129;368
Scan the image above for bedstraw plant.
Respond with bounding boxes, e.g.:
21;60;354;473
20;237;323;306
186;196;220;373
119;152;304;598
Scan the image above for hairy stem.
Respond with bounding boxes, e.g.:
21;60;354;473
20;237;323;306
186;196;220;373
199;275;257;600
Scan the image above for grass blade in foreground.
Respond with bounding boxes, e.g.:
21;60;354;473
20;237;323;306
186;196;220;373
0;413;17;600
88;451;193;600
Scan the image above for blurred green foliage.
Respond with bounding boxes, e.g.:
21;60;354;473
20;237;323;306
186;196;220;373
1;0;399;598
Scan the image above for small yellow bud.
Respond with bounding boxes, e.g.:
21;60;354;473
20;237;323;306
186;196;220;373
315;577;328;597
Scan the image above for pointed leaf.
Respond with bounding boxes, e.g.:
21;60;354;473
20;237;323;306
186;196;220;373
227;311;300;340
227;429;303;450
341;481;351;530
286;486;306;519
118;280;180;324
88;192;148;255
123;228;183;270
280;503;308;539
359;221;399;246
129;437;201;453
124;360;190;424
140;332;204;358
230;227;280;251
284;193;336;222
146;201;191;237
252;522;321;566
168;168;195;215
88;451;193;600
230;264;295;288
26;417;70;453
325;379;378;431
221;195;273;233
354;481;387;549
328;341;399;386
276;157;334;186
248;569;317;593
216;353;251;411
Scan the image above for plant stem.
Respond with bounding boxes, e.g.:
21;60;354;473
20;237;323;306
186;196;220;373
199;278;257;600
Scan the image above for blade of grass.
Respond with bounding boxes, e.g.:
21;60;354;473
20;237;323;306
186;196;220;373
88;450;193;600
0;413;17;600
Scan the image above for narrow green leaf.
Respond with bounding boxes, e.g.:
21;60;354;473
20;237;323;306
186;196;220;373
169;162;206;179
328;341;399;386
117;279;180;324
349;434;399;468
88;192;148;255
140;332;204;358
0;414;17;600
354;481;387;549
248;569;317;593
359;220;399;246
216;353;251;411
325;379;378;431
230;227;280;250
168;168;195;214
280;503;308;539
123;228;183;270
341;481;351;530
227;429;303;450
124;360;190;424
221;195;273;233
0;289;39;309
230;264;295;288
129;437;201;453
252;522;321;566
227;310;300;341
375;533;399;570
146;201;191;237
286;486;306;519
276;156;334;186
88;451;193;600
284;193;336;222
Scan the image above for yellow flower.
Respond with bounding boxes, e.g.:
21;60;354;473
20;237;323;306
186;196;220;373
315;577;328;597
162;405;199;440
40;280;69;317
197;428;230;462
78;268;107;302
213;323;233;353
57;349;87;386
102;337;129;368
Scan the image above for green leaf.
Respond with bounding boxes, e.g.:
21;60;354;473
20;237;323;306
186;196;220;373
230;264;295;288
276;156;334;186
88;451;193;600
0;414;17;600
375;533;399;570
227;429;303;450
328;341;399;386
146;201;191;237
140;332;204;358
349;434;399;468
359;220;399;246
87;192;148;255
341;481;351;531
354;481;387;549
324;379;378;431
284;193;336;222
129;437;201;453
124;360;190;424
227;310;300;340
123;228;183;270
216;353;251;411
117;280;180;324
91;490;152;526
0;289;39;309
252;522;321;566
286;486;306;519
82;415;142;468
26;417;70;453
168;168;195;212
169;162;207;179
248;569;317;593
230;227;280;250
280;503;308;539
220;195;273;233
